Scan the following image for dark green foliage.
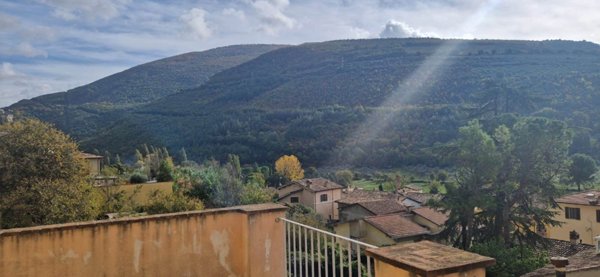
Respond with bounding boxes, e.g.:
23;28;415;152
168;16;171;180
470;240;548;277
175;160;274;208
129;172;148;184
569;153;597;190
286;204;325;229
156;158;175;182
0;119;101;228
9;39;600;170
7;45;285;140
334;169;354;186
436;117;571;249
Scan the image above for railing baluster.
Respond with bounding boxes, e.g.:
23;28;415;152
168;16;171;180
339;238;343;277
304;227;309;276
325;232;329;277
286;221;291;277
367;256;372;277
299;225;303;277
356;242;361;277
318;232;322;277
347;241;352;277
278;218;377;277
293;223;297;276
332;236;336;277
311;230;315;277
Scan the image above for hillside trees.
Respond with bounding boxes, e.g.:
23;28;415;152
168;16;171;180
0;119;101;228
436;117;572;249
569;153;597;191
175;156;275;208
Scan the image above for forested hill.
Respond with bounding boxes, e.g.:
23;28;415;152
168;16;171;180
11;38;600;168
7;44;286;138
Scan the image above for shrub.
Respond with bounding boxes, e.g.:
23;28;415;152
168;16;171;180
129;172;148;184
470;240;548;277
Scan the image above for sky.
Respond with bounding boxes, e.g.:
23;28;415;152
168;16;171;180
1;0;600;107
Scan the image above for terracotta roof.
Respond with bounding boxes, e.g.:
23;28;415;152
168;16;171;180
538;239;594;258
522;248;600;277
280;178;343;192
337;190;399;205
79;152;103;159
555;190;600;206
276;188;303;201
412;207;448;226
402;192;437;204
356;199;407;215
366;240;495;276
364;213;429;239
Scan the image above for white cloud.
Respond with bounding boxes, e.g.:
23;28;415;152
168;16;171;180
249;0;296;34
0;63;19;79
180;8;212;39
223;8;246;21
379;20;433;38
15;42;48;58
38;0;130;21
0;13;20;31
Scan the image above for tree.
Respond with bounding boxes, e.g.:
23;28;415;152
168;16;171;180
0;119;101;228
436;120;500;249
335;169;354;186
275;155;304;181
156;157;175;182
436;117;572;249
569;153;597;191
179;147;188;163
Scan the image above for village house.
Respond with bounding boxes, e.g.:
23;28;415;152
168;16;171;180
79;152;103;176
411;206;449;234
277;178;343;220
352;213;430;246
545;190;600;244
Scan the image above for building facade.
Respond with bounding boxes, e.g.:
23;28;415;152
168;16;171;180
545;190;600;245
277;178;343;220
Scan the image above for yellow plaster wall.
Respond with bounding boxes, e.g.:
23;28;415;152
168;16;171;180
362;223;396;247
0;204;286;277
374;260;487;277
545;203;600;244
315;189;341;220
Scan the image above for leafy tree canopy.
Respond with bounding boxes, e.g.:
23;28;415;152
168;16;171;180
0;119;101;228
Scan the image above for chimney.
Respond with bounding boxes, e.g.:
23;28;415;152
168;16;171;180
550;257;568;277
569;230;580;246
586;193;597;205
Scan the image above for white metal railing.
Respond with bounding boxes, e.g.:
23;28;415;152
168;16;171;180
278;217;378;277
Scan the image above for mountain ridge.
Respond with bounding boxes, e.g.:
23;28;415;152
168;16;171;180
9;38;600;168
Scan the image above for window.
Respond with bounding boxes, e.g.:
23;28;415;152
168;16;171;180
596;210;600;223
565;207;581;220
320;194;328;202
290;196;299;203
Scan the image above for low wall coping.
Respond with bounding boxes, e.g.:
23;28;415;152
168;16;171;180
0;203;287;237
366;240;495;276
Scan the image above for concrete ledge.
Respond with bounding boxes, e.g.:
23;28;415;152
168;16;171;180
366;240;495;276
0;203;287;237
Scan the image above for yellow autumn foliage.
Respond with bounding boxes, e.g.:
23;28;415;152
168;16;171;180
275;155;304;181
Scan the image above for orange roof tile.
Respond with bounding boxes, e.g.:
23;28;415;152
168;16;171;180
364;214;429;239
